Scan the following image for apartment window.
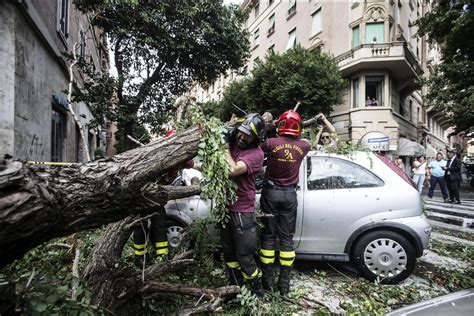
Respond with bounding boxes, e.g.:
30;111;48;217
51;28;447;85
417;106;420;123
286;29;297;50
352;78;359;108
311;9;322;36
51;107;66;162
269;0;274;5
399;101;405;116
254;1;260;19
75;126;80;162
268;44;275;52
288;0;296;16
254;57;260;68
253;29;260;48
57;0;70;41
268;13;275;35
88;131;94;161
409;100;413;122
365;76;384;106
79;28;86;57
352;25;360;48
365;22;384;43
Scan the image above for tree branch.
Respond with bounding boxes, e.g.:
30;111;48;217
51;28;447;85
140;282;240;300
132;62;166;108
0;126;200;267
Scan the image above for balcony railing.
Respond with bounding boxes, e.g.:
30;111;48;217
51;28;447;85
335;42;423;79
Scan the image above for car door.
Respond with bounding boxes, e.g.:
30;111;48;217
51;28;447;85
291;162;306;249
298;155;384;254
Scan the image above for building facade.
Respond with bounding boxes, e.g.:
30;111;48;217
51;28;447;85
191;0;449;164
0;0;109;163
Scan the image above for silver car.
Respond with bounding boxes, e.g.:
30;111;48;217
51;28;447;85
165;151;431;284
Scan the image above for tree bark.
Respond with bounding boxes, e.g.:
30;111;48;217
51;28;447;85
82;216;238;314
0;126;201;268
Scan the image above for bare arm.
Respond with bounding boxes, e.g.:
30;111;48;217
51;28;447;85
319;114;336;133
314;125;323;147
226;149;248;178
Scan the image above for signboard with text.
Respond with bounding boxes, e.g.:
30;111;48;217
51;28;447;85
359;132;390;151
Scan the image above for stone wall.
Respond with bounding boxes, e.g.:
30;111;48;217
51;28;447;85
0;1;106;162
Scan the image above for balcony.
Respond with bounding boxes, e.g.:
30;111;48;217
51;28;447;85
335;42;423;82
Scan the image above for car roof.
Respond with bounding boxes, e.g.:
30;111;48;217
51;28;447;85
307;150;377;169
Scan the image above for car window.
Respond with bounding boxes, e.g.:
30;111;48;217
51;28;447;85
307;156;384;190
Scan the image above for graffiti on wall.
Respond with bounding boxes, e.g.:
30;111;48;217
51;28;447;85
29;134;44;157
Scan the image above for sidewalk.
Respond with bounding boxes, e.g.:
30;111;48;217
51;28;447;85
421;175;474;201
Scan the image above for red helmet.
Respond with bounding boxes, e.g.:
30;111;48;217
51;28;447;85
277;110;302;136
164;130;176;138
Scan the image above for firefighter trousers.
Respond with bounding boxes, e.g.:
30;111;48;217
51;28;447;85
132;206;168;256
259;185;297;267
220;212;260;279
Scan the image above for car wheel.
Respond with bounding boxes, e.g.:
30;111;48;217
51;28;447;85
166;219;185;249
351;230;415;284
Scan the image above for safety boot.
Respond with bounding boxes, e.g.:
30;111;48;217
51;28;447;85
227;267;244;286
261;264;275;291
278;266;292;297
133;254;151;268
248;277;264;297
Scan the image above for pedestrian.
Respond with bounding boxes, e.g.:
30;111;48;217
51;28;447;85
259;110;310;296
443;148;462;204
395;158;405;173
426;152;449;202
221;113;265;296
315;113;337;151
366;97;373;106
372;97;379;106
262;111;277;139
412;155;427;193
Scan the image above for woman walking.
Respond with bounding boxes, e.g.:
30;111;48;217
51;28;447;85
412;155;427;194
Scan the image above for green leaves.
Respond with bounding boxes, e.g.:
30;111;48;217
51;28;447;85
415;0;474;132
206;46;345;121
187;108;236;226
198;117;237;226
72;0;250;144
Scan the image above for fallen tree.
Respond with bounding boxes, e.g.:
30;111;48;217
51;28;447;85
82;216;239;314
0;126;201;268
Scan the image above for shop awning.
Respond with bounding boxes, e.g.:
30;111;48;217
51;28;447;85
425;145;438;159
398;138;425;156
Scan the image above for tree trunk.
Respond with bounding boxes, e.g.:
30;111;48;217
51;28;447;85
0;126;201;268
82;216;239;314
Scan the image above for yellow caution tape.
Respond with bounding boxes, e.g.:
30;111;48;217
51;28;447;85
28;161;78;166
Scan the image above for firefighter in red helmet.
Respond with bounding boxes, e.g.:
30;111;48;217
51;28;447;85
259;110;310;296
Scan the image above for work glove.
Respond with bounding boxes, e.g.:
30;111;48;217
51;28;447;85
222;128;233;146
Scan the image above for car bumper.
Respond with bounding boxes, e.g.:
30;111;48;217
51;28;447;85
386;215;431;253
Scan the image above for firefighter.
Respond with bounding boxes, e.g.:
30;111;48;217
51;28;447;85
259;110;310;296
132;130;194;267
221;113;265;296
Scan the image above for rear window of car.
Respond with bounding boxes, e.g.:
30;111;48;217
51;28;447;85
307;156;384;190
374;152;416;188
